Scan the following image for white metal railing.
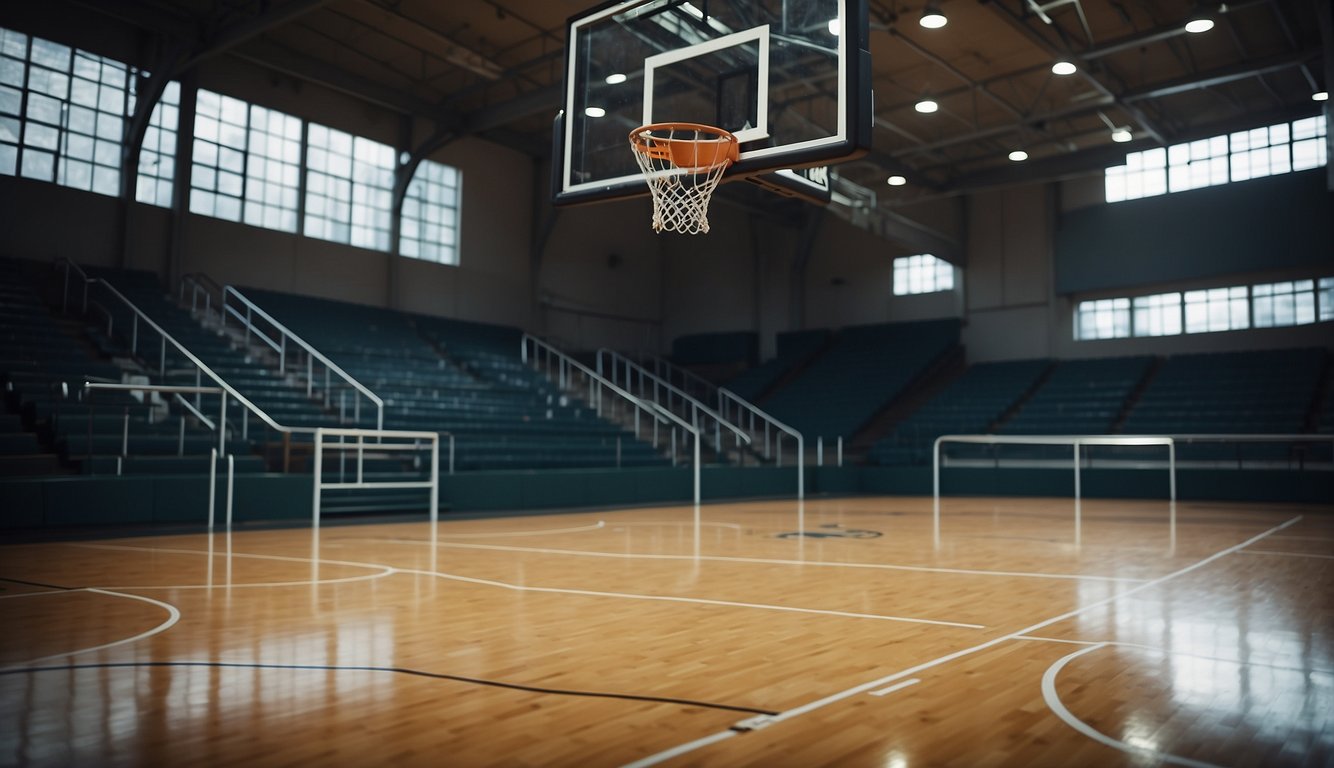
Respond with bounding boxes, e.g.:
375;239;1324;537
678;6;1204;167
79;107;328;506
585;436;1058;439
596;348;751;464
716;387;805;500
83;381;234;526
642;355;718;403
521;334;705;503
60;260;454;478
312;427;441;525
933;434;1178;548
219;284;384;431
179;275;384;432
58;258;289;456
82;382;226;473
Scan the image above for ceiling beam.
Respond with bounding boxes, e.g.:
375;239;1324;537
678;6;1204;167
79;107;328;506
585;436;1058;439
467;85;562;133
1077;0;1271;60
342;0;505;81
984;0;1168;144
229;39;458;123
1122;48;1322;102
185;0;338;69
938;102;1325;195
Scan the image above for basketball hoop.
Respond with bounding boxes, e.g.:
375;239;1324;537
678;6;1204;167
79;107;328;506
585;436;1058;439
629;123;739;234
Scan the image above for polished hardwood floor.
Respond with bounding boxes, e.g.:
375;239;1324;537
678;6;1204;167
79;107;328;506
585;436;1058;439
1;496;1331;767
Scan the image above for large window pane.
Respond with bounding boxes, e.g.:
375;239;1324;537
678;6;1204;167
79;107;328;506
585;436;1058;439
399;159;461;265
1107;115;1327;203
305;124;394;251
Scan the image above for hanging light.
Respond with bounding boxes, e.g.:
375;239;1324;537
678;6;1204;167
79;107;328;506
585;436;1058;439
1184;16;1216;32
920;1;947;29
887;175;907;186
1313;91;1329;102
915;98;939;113
1051;61;1077;76
1111;128;1133;143
584;106;606;118
828;18;841;35
604;73;627;85
1008;149;1029;162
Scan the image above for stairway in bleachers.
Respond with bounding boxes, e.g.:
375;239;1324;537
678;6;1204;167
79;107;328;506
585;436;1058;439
867;359;1050;466
85;268;335;438
1119;347;1327;462
1000;356;1154;435
244;289;669;471
1;259;259;477
723;329;830;403
760;319;961;442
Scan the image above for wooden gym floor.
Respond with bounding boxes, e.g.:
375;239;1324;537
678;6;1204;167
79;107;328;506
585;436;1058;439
1;496;1331;767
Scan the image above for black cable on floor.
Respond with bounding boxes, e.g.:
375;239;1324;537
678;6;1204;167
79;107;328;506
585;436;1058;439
1;660;779;716
0;576;76;590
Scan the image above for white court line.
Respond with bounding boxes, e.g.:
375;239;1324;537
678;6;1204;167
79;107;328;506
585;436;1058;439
1238;549;1334;560
341;538;1145;584
0;588;181;670
624;515;1302;767
622;730;740;768
70;542;981;629
868;678;920;697
98;571;395;591
1014;635;1334;676
72;542;393;572
1042;643;1224;768
394;567;984;629
613;521;744;531
437;520;607;538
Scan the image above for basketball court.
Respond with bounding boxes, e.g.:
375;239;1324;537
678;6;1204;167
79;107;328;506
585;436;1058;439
3;496;1331;766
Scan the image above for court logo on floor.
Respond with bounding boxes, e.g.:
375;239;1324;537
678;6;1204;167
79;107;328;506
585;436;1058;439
776;524;882;540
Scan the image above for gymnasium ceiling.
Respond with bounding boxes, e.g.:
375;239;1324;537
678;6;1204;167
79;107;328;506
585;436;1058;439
12;0;1334;213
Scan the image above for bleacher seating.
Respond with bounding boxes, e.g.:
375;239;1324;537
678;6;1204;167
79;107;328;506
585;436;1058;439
85;269;335;434
1;259;256;476
723;329;828;402
248;290;669;471
761;320;959;440
1119;347;1325;462
868;359;1050;465
1000;356;1152;435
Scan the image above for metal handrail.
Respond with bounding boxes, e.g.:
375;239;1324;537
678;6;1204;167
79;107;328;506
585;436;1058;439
521;334;704;504
596;348;750;461
717;386;805;500
218;284;384;432
644;355;718;402
932;433;1180;548
57;258;294;453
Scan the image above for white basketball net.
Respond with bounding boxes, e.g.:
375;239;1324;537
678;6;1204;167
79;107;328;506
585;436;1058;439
630;125;736;235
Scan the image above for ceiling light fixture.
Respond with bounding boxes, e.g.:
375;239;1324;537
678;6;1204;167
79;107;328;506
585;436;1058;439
1184;15;1214;33
887;175;907;186
828;18;841;35
605;73;627;85
1111;128;1133;143
915;98;939;113
1051;61;1076;76
919;1;947;29
1313;91;1329;102
1008;149;1029;162
584;106;606;118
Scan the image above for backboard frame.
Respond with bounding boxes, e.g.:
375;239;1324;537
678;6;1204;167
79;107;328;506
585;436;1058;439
552;0;871;208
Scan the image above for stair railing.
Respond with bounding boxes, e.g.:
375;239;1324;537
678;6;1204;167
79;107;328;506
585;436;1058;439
214;284;384;432
642;355;718;403
521;334;705;504
717;387;805;500
57;258;289;458
596;348;751;464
